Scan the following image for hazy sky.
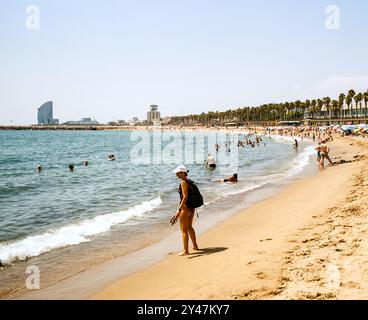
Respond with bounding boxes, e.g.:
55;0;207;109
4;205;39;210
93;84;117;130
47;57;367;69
0;0;367;125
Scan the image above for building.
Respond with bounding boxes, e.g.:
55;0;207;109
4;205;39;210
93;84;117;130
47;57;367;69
146;104;161;124
37;101;59;124
129;117;140;126
161;116;172;125
63;118;99;125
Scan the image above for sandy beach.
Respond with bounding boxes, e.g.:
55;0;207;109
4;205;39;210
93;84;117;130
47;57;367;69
92;135;368;300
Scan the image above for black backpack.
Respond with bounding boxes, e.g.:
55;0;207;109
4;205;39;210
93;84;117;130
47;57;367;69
185;179;204;209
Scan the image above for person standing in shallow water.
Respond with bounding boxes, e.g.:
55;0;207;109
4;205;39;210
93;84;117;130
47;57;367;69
170;165;199;256
293;139;299;151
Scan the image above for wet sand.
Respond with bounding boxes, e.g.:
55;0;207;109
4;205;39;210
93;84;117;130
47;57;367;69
5;128;313;300
93;136;368;300
12;157;315;300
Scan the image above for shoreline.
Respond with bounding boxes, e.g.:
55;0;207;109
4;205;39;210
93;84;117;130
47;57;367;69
91;135;368;300
5;133;367;300
10;137;317;300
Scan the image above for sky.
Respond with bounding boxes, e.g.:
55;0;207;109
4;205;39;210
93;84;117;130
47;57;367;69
0;0;367;125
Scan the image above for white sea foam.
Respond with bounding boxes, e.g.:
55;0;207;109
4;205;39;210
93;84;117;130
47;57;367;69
0;141;316;265
284;145;316;176
0;196;162;264
216;144;315;199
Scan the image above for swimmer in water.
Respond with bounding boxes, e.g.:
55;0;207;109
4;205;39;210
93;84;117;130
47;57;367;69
217;173;238;183
205;154;217;170
36;164;42;172
293;139;299;151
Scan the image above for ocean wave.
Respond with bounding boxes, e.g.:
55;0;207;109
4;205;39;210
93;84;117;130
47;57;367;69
0;184;36;196
215;145;315;199
0;196;162;265
284;145;316;177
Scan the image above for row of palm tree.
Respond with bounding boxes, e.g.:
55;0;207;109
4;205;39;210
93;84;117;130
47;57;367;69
169;89;368;125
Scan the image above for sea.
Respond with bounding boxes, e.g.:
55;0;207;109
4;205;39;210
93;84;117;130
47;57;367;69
0;129;316;297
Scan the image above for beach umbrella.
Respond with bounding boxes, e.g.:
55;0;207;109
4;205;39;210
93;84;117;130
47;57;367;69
358;124;368;129
341;125;358;131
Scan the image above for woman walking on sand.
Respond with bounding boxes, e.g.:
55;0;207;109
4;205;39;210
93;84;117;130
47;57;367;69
319;140;334;169
170;165;199;256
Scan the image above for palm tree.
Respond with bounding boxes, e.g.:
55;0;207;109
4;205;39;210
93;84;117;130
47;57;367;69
345;95;353;118
288;102;296;120
363;91;368;118
304;99;311;119
170;88;365;126
317;99;324;119
323;97;331;119
309;99;317;118
338;93;345;117
331;100;339;118
337;98;344;119
354;93;363;117
348;89;356;117
295;100;302;113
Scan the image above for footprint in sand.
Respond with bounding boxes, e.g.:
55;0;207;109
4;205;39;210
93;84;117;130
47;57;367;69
342;281;360;289
260;238;273;242
288;239;298;243
255;272;268;280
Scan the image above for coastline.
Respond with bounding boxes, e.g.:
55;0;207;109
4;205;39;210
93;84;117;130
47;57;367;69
11;149;316;300
91;135;368;300
6;133;368;300
7;130;316;300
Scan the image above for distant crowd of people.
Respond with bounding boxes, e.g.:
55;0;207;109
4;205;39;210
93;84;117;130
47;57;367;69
36;154;116;173
33;125;342;258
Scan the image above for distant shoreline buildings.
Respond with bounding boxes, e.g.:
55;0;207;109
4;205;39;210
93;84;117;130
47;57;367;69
36;101;166;127
37;101;59;125
63;118;99;125
147;105;161;125
37;101;99;125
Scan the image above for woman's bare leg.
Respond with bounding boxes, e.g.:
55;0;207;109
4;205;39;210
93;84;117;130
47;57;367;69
326;154;334;165
188;209;199;250
179;209;190;256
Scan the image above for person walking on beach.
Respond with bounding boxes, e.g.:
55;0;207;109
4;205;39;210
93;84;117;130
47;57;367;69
170;165;199;256
319;140;334;169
